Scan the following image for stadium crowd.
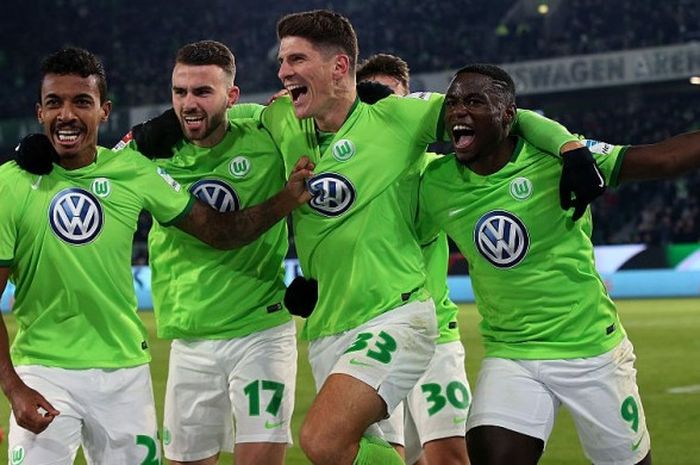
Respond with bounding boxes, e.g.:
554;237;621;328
1;0;698;118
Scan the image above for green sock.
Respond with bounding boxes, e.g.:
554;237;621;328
353;435;404;465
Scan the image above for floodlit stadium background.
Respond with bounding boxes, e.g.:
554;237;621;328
1;1;699;463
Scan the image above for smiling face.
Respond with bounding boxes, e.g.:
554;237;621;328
444;72;515;168
277;36;347;125
36;73;111;169
171;63;239;147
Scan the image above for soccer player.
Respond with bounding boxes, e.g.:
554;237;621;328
357;53;470;465
119;40;297;465
418;64;700;465
264;10;591;465
0;47;311;465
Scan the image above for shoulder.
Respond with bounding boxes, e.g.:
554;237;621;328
0;161;32;192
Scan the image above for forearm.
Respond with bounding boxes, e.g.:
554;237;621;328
0;270;22;399
619;131;700;182
176;190;297;249
512;109;579;155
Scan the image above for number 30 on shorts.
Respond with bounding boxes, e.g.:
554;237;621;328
344;331;398;364
421;381;470;415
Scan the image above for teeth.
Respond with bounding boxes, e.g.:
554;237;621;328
453;124;472;131
287;84;304;91
184;116;204;123
57;130;79;142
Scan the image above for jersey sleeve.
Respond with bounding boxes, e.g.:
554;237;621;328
402;92;447;145
132;155;195;225
228;102;265;120
0;173;19;265
583;139;628;188
512;109;578;157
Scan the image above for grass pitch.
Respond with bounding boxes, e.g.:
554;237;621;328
1;298;699;464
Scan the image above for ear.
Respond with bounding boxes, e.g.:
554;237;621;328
36;102;43;124
227;85;241;107
503;103;517;128
332;54;351;80
100;100;112;122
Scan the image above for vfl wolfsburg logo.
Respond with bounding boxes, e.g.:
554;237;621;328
10;446;24;465
91;177;111;198
190;179;240;212
229;156;251;178
49;188;104;245
332;139;355;162
307;173;356;217
509;177;532;200
474;210;529;268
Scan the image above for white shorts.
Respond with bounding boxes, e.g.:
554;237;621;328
308;299;438;415
467;337;650;465
380;340;470;449
163;320;297;462
8;364;159;465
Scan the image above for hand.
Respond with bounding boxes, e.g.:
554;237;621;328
284;276;318;318
9;383;59;434
285;156;315;206
14;134;58;175
559;146;606;221
267;89;289;104
131;108;182;159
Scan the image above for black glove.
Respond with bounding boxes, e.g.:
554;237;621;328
284;276;318;318
130;108;182;159
356;81;393;104
14;133;58;175
559;146;606;221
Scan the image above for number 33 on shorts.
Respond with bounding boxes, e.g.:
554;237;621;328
344;331;398;365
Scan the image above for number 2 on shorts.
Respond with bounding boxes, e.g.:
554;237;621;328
136;435;160;465
344;331;397;364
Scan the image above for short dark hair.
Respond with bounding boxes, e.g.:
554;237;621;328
176;40;236;81
40;47;108;103
277;10;358;69
453;63;516;105
356;54;410;92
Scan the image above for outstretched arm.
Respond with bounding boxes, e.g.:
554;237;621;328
619;130;700;183
174;156;314;249
0;268;60;434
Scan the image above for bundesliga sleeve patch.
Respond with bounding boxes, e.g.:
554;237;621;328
406;91;432;101
112;131;133;151
156;167;182;192
584;139;614;155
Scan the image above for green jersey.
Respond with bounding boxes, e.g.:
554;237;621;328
0;147;194;368
419;153;460;344
144;120;291;339
259;94;445;340
418;137;627;359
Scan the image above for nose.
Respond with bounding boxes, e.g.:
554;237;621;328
277;60;292;83
58;104;76;122
181;92;197;111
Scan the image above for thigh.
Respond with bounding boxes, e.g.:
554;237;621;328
466;357;559;443
8;366;82;465
408;341;471;445
547;338;651;465
81;365;160;465
229;320;297;445
163;340;232;462
330;299;439;413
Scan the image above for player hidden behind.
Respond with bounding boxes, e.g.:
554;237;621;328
0;47;312;465
418;63;700;465
357;53;471;465
118;40;299;465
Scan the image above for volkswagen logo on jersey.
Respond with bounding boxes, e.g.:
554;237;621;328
48;188;104;245
190;179;240;212
307;173;356;217
474;210;529;268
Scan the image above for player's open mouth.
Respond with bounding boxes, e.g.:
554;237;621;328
287;84;308;103
183;115;205;129
54;128;83;147
452;124;475;150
